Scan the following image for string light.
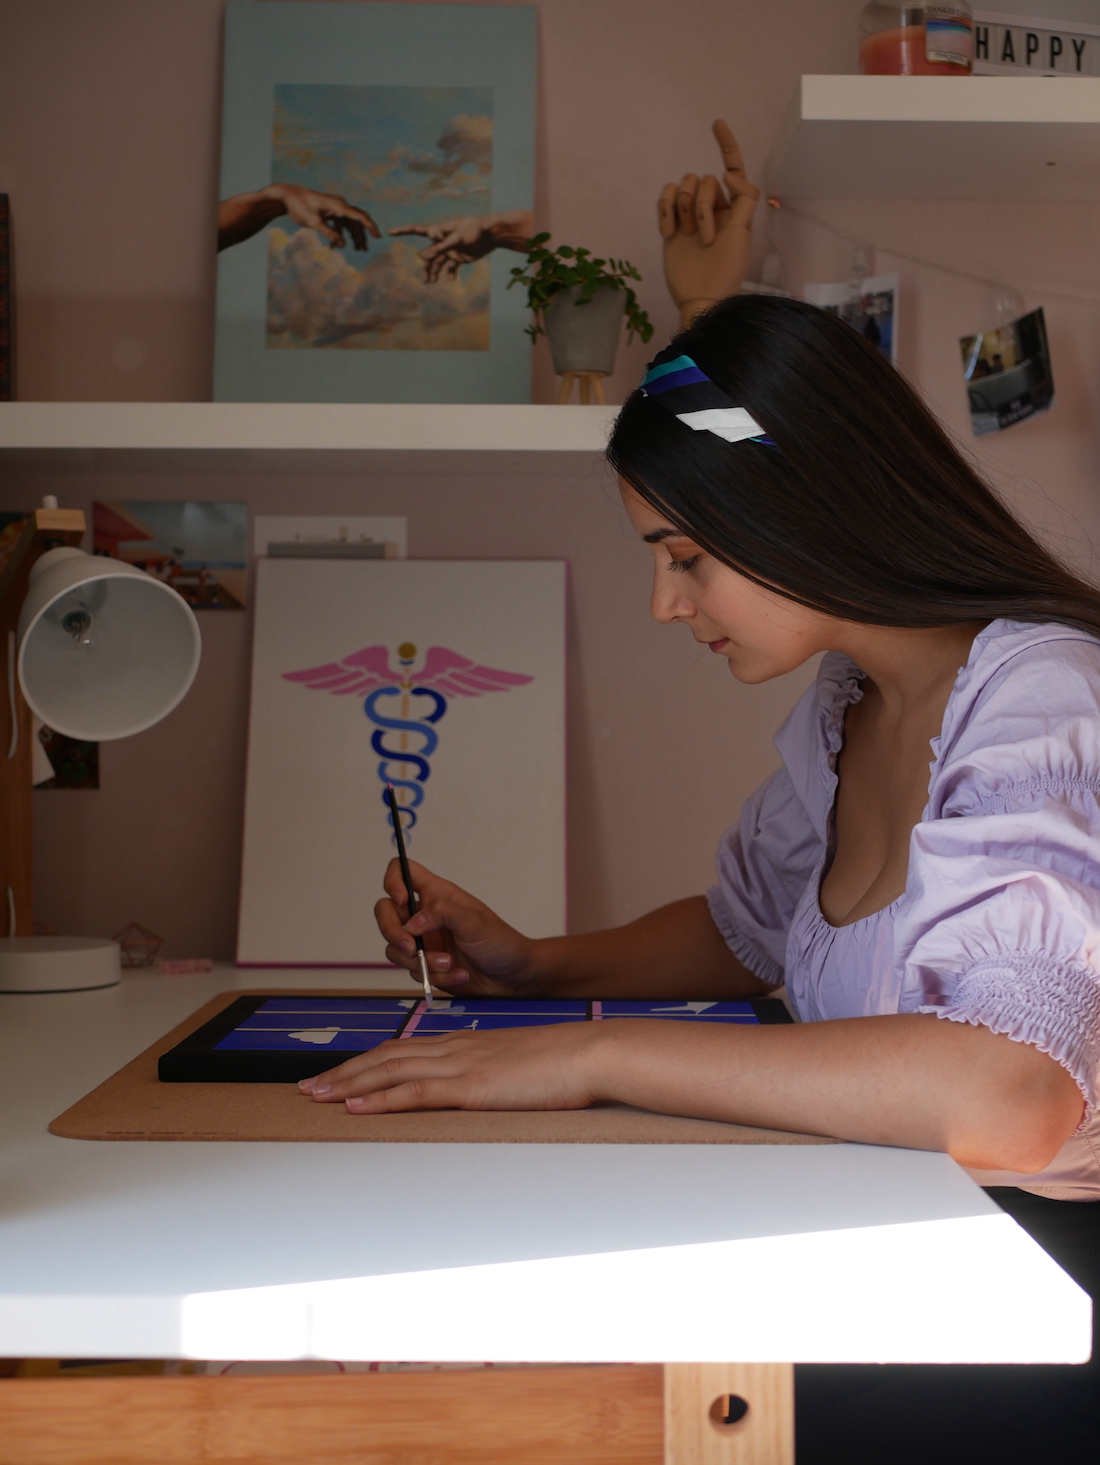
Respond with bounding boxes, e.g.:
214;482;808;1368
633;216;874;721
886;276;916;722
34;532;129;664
770;199;1100;308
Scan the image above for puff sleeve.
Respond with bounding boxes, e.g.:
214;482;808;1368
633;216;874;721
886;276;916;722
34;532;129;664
707;764;824;987
897;634;1100;1119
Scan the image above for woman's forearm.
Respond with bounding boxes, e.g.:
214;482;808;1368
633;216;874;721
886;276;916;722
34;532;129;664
528;895;771;1000
588;1011;1083;1172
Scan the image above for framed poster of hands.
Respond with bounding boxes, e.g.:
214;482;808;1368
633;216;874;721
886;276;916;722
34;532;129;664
214;2;536;403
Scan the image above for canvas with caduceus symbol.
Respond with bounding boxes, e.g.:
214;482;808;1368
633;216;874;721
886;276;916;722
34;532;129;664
238;559;565;966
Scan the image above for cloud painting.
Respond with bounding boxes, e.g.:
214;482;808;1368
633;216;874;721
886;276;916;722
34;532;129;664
266;85;493;351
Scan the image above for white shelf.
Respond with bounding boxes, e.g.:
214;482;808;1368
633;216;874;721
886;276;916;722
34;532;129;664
767;75;1100;199
0;402;617;454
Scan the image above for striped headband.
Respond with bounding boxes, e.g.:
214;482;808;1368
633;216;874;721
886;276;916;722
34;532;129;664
640;349;776;446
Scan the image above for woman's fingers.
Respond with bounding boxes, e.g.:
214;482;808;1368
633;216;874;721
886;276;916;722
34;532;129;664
676;174;699;235
376;896;416;956
345;1079;469;1113
658;181;679;239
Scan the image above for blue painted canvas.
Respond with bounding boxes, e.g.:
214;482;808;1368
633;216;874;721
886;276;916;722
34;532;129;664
212;996;760;1056
214;3;536;402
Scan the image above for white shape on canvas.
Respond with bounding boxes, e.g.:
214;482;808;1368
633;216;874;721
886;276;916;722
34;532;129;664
238;560;565;965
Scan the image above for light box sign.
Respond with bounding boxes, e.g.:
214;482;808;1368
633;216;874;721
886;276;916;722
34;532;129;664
974;10;1100;74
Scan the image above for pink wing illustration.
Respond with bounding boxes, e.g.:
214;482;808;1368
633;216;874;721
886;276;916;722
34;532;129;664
282;645;403;696
410;647;534;697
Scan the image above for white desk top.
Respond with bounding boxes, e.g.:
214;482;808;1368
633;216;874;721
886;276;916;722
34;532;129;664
0;966;1089;1364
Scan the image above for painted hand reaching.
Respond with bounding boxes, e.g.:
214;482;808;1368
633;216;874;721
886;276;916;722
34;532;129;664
217;183;381;252
389;210;535;283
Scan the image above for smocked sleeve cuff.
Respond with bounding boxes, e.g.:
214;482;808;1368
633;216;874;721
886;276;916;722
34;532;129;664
706;885;785;989
918;951;1100;1123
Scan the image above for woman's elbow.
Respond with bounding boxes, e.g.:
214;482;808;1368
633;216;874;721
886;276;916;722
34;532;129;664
947;1055;1084;1174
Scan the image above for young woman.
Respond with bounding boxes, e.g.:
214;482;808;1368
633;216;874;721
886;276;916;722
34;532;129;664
302;123;1100;1457
302;290;1096;1197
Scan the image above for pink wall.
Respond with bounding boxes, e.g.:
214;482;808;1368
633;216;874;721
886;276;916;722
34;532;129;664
3;0;1099;957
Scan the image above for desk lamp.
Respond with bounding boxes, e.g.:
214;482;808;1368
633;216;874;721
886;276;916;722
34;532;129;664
0;499;201;993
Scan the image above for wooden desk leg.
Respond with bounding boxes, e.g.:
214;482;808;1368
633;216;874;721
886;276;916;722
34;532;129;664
663;1363;793;1465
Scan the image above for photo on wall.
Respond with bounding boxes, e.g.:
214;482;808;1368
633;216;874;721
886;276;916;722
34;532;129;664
804;273;899;364
214;2;536;403
960;307;1054;437
93;502;248;609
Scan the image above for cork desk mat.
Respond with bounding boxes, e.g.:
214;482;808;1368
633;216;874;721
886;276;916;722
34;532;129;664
49;989;836;1146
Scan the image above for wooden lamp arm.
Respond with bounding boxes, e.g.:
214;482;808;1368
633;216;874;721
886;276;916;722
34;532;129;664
0;506;85;936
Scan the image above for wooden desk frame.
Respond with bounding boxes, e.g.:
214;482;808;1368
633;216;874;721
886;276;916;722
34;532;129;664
0;1362;792;1464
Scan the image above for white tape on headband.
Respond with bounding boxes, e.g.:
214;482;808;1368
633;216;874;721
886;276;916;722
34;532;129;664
674;407;768;444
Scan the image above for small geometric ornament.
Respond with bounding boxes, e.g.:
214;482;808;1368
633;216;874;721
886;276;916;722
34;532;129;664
113;922;165;969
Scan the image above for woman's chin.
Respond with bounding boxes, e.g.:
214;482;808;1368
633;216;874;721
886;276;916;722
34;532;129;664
724;651;790;685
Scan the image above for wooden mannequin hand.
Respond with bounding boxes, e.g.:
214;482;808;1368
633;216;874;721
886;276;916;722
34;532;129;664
658;119;760;329
374;858;541;995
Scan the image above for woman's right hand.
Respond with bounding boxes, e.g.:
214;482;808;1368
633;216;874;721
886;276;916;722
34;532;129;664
375;859;541;996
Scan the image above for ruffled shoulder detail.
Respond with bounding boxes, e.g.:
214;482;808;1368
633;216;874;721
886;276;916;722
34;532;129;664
773;651;864;840
930;619;1100;820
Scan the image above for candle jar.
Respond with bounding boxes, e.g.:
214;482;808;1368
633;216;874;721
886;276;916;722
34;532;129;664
860;3;974;75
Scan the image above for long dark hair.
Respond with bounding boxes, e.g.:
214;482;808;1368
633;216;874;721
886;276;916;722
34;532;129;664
607;295;1100;638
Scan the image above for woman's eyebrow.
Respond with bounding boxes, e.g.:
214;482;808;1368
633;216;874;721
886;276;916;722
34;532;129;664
642;527;690;544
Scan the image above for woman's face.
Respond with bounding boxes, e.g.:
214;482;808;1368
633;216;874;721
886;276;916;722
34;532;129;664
621;480;835;684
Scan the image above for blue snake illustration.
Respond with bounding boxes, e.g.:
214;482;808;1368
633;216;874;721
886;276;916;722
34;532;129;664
284;642;534;842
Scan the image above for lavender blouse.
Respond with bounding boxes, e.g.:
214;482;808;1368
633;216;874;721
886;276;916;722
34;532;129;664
707;619;1100;1200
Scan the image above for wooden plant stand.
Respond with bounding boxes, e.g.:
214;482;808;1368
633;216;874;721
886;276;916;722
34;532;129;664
0;1361;793;1464
557;370;607;405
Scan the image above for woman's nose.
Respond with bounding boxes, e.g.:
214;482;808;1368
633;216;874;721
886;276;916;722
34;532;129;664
650;574;695;625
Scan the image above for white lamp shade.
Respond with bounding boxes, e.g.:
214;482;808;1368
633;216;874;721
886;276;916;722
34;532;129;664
16;547;201;741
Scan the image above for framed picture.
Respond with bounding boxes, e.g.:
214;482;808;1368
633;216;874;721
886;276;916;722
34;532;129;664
237;559;565;965
214;2;536;403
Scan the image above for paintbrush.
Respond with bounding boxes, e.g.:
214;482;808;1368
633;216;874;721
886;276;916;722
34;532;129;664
385;783;432;1008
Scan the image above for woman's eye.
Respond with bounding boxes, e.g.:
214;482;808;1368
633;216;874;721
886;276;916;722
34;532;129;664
668;555;701;574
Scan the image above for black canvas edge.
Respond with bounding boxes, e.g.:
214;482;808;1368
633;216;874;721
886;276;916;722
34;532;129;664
750;997;794;1024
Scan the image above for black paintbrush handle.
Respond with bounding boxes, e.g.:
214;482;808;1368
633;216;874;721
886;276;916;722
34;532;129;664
386;784;422;938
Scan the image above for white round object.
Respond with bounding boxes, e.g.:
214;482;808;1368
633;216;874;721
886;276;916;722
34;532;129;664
0;937;121;993
16;547;201;741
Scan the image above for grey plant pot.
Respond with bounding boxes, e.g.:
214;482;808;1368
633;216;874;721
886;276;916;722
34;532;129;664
543;283;626;375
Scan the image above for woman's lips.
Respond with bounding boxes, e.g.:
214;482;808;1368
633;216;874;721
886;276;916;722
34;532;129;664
708;639;729;653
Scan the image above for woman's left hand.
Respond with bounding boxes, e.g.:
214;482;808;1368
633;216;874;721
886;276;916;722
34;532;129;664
299;1021;606;1113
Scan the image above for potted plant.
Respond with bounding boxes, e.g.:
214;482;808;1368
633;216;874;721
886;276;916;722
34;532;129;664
508;234;654;400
